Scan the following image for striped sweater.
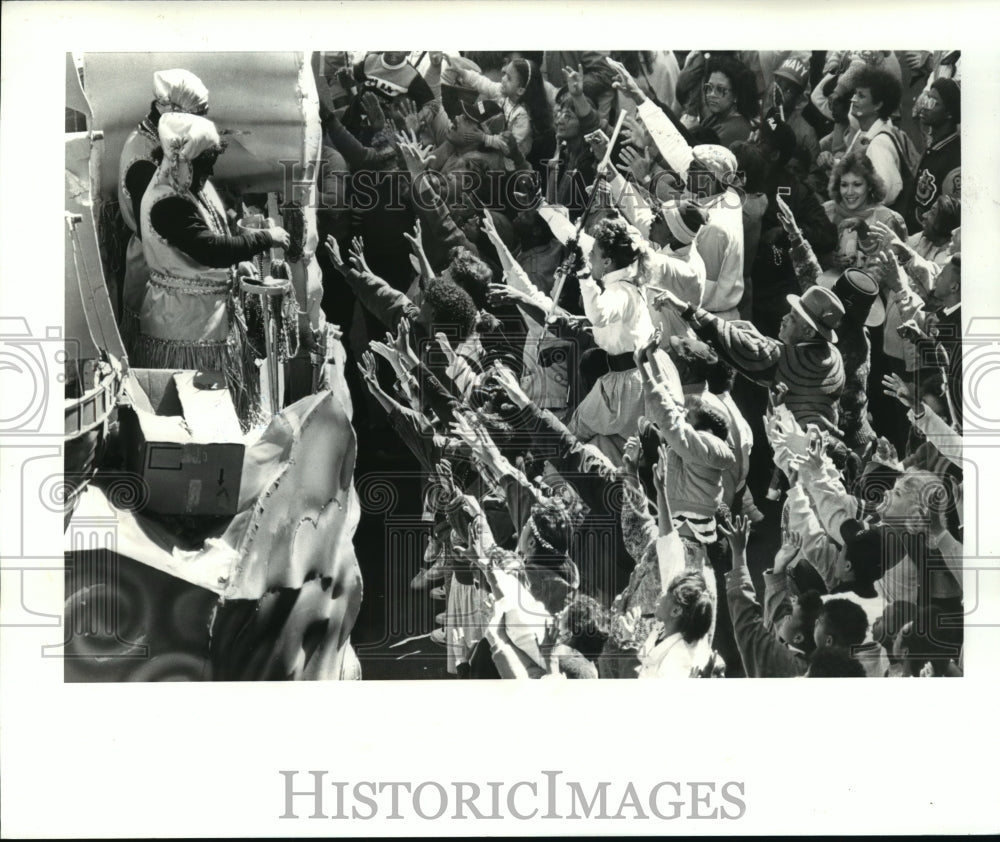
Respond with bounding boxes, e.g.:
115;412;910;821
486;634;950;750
685;307;845;433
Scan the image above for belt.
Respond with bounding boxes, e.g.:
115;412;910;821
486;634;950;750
149;270;232;296
607;351;638;373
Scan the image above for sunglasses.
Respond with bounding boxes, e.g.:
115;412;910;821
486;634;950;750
703;83;731;97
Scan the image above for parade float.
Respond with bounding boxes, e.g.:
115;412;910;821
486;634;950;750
63;52;363;681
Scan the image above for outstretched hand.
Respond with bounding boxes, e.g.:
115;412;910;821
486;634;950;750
398;139;433;177
775;194;798;235
402;219;424;253
873;435;903;471
882;373;914;409
618;145;651;182
393;317;421;370
718;514;752;559
606;56;645;103
361;91;386;130
584;129;610;162
324;234;345;271
357;349;380;389
433;331;458;366
490;361;531;409
480;208;501;242
634;327;661;372
653;441;670;489
652;288;687;312
393;97;423;135
348;236;372;276
773;530;803;573
563;64;585;98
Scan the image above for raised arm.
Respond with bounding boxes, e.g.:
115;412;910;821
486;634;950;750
776;194;822;293
721;515;808;677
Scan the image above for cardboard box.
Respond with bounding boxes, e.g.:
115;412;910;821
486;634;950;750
118;370;244;517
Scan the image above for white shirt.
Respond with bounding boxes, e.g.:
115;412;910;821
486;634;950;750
845;117;903;205
694;189;745;319
579;265;654;356
646;246;706;340
636;630;711;678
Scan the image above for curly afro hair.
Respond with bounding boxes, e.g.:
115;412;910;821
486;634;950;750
447;246;493;309
423;279;478;339
591;216;640;270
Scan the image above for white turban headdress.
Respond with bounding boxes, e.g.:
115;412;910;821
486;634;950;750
156;112;222;192
153;68;209;114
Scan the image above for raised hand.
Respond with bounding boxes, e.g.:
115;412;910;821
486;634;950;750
868;219;903;252
584;128;610;161
361;91;386;130
324;234;345;271
654;441;670;488
369;337;400;370
394;317;421;370
775;194;798;236
401;140;434;178
622;434;642;476
486;282;525;309
873;435;902;471
357;349;380;388
563;64;585;99
882;373;914;408
348;236;372;275
718;514;751;559
335;67;355;93
896;319;929;344
652;287;687;312
490;361;530;408
773;530;803;573
622;112;652;150
868;247;903;291
633;327;661;371
402;219;424;254
394;97;422;134
480;208;501;242
433;331;458;366
606;56;645;103
619;604;641;639
618;145;651;182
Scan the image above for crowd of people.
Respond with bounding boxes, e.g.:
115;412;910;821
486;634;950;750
115;49;963;679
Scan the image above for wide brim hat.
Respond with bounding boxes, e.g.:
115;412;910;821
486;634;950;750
819;267;885;328
785;284;845;344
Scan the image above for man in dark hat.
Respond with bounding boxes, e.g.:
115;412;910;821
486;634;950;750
655;283;846;435
905;78;961;233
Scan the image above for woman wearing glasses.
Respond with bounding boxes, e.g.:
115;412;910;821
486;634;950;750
699;55;759;150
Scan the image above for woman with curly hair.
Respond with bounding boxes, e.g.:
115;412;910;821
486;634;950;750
698;55;759;149
566;217;656;462
822;150;906;272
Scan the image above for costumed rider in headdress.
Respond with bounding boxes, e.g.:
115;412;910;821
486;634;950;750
132;113;290;430
118;69;212;355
